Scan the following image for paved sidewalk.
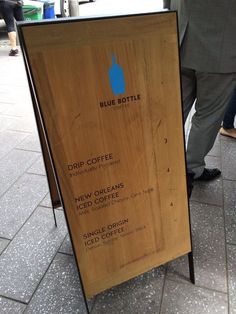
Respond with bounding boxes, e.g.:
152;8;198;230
1;5;236;314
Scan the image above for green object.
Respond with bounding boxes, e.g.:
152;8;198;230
23;5;42;20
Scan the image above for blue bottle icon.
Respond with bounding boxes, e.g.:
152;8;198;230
108;55;126;96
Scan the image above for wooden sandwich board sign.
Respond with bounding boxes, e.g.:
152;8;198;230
18;11;193;299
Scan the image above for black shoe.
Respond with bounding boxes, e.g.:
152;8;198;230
195;168;221;181
9;49;19;56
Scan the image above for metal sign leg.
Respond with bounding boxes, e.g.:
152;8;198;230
52;208;58;227
188;252;195;284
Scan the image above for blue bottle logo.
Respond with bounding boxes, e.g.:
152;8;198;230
108;55;126;96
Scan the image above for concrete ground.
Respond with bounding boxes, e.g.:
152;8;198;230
0;1;236;313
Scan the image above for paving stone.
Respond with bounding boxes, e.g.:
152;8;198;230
0;238;10;254
8;116;37;133
92;266;165;314
27;155;46;175
223;180;236;245
0;173;49;239
0;91;15;104
221;139;236;180
3;103;34;117
0;296;26;314
16;133;41;152
0;84;32;118
0;85;29;104
0;102;13;114
0;149;40;197
0;57;27;85
191;179;223;207
40;193;52;208
191;156;223;206
0;84;31;98
167;202;227;293
161;280;228;314
167;255;191;284
205;155;221;169
0;46;8;56
191;202;227;292
0;207;68;303
59;234;74;256
208;134;221;157
0;90;32;117
227;245;236;314
0;116;16;131
0;130;28;160
25;253;92;314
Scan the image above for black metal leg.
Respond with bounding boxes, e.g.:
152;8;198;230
52;208;57;227
78;269;90;314
188;252;195;284
82;293;90;314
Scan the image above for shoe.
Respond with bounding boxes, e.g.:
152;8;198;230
195;168;221;181
220;127;236;139
9;49;19;56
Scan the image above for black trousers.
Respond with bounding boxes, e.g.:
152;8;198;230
0;1;23;32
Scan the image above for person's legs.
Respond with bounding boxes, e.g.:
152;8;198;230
8;31;17;50
13;4;24;22
0;1;19;55
181;68;196;195
186;72;235;178
8;5;23;55
181;67;197;122
222;88;236;129
219;88;236;138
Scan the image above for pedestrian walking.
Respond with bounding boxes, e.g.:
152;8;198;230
0;0;24;56
166;1;236;181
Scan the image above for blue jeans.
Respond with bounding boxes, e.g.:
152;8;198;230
223;88;236;129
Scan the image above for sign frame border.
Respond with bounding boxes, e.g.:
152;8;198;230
17;11;195;311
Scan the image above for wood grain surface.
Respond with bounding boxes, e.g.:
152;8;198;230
21;12;191;297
